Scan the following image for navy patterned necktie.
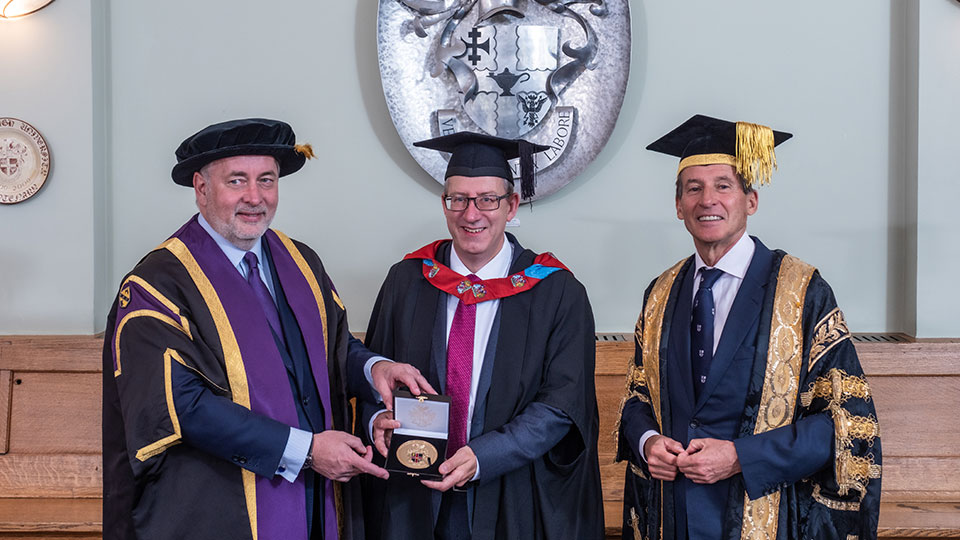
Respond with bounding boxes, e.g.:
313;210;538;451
691;267;724;399
243;252;286;346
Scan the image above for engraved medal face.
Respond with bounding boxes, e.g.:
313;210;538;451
378;0;632;202
397;439;439;470
0;118;51;204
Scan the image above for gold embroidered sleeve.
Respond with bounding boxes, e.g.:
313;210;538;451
809;308;851;372
800;368;871;408
801;369;882;499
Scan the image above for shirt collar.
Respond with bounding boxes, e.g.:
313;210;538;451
694;232;755;279
450;234;513;280
197;212;265;273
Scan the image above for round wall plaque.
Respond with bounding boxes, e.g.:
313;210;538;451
0;118;51;204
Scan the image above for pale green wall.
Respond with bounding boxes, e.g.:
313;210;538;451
1;0;957;337
0;1;96;333
915;0;960;338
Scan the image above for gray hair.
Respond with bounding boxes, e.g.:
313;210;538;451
443;177;514;196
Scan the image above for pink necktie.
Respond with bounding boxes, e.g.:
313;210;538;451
446;274;477;457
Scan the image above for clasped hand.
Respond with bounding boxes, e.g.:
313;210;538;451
643;435;741;484
309;431;389;482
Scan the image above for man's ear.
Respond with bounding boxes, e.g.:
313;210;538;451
746;190;758;216
193;172;207;207
505;192;521;221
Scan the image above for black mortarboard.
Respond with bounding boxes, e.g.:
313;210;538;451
646;114;793;187
414;132;550;199
171;118;315;186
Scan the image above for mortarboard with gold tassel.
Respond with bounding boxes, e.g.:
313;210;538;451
646;114;793;188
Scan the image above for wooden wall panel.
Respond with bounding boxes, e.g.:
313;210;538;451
0;498;101;534
0;454;100;498
857;342;960;376
881;457;960;501
0;335;102;373
871;375;960;457
596;375;624;457
8;373;101;454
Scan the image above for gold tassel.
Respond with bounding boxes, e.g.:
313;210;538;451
294;143;316;160
735;122;777;188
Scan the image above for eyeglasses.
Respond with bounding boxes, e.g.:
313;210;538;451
442;194;510;211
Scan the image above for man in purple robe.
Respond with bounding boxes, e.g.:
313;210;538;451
102;118;432;540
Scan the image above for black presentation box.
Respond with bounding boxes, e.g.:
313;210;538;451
385;390;451;479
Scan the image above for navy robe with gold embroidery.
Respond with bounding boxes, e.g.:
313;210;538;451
617;238;881;540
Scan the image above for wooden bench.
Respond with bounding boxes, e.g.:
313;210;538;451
1;334;958;539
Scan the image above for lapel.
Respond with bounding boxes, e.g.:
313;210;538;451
420;244;448;392
668;259;697;411
695;237;774;409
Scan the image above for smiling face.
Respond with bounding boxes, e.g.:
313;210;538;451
442;175;520;273
194;155;279;251
676;163;758;265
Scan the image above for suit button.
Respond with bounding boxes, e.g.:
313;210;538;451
302;397;310;407
689;419;700;429
232;455;247;464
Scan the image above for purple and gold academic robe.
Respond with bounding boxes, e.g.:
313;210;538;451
617;238;882;540
102;215;365;540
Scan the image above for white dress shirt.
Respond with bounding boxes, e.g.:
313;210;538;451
197;214;276;300
446;236;513;440
638;232;756;461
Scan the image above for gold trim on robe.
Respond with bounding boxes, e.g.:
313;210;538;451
809;308;851;372
135;348;185;461
113;275;192;377
740;255;815;540
160;238;259;540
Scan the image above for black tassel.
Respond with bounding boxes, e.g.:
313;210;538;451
519;139;536;199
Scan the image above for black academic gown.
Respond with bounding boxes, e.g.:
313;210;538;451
360;234;604;540
617;238;882;540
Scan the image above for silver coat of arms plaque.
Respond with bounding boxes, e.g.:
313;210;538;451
378;0;631;202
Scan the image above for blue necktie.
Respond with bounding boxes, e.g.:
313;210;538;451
243;252;286;347
691;267;723;399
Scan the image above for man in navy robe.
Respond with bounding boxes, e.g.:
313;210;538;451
102;118;432;540
359;132;604;540
617;115;882;540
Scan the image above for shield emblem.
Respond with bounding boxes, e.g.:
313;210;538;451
377;0;632;202
455;24;558;138
0;140;25;181
0;139;27;182
0;157;19;178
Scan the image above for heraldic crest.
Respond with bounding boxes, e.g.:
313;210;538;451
378;0;631;201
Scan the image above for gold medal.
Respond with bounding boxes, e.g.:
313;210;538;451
396;439;438;470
